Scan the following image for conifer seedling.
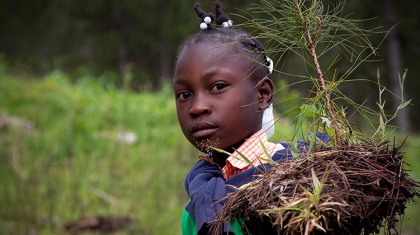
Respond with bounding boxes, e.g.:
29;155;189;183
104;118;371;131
212;1;419;234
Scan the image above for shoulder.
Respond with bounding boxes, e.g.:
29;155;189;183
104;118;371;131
184;159;224;194
186;159;222;179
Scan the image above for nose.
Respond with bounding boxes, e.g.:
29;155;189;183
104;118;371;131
189;95;212;117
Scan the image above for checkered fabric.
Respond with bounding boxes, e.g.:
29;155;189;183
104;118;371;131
199;129;284;180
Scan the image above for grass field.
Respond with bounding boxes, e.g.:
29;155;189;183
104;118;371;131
0;71;419;234
0;71;200;234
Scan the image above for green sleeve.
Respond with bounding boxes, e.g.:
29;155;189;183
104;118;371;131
230;217;247;235
182;209;197;235
182;207;247;235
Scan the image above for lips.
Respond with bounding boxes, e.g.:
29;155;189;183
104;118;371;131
191;122;218;138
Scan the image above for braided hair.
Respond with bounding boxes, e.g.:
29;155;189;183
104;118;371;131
177;0;271;82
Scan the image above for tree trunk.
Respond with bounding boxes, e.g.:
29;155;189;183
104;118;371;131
118;38;128;88
383;0;411;133
159;39;171;87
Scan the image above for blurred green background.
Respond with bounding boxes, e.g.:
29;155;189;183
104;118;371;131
0;0;419;234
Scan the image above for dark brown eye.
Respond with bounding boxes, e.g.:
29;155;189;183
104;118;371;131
210;84;227;93
177;92;192;101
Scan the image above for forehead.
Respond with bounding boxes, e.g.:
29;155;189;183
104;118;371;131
174;42;255;84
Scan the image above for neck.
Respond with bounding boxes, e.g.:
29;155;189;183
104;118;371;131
210;147;231;168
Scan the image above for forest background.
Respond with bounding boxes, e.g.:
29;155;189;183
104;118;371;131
1;0;420;234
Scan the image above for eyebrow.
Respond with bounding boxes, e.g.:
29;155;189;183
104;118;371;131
174;79;187;85
174;69;223;86
202;69;221;79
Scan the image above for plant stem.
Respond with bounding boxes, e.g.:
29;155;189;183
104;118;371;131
294;0;341;144
307;40;341;145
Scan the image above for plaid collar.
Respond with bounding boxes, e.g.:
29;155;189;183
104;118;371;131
198;129;284;180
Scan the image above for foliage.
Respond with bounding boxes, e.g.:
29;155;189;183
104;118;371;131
374;69;411;142
0;0;254;89
238;0;412;146
0;71;199;234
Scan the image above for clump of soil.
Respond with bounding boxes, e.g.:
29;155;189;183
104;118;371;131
64;216;131;234
212;142;419;235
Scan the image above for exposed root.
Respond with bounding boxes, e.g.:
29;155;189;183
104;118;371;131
211;142;419;235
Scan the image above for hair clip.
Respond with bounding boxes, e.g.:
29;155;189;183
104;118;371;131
266;56;273;74
222;20;233;28
200;16;212;29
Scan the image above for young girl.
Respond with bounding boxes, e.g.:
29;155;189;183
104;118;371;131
174;1;303;234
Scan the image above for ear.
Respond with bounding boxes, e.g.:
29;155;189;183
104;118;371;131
256;77;274;111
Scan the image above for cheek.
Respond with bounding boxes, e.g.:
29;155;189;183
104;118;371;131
221;96;261;128
176;107;188;131
227;90;259;113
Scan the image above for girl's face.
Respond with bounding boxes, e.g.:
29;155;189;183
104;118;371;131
174;42;271;152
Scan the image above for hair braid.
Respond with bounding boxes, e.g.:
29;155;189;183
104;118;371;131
194;3;216;24
214;0;230;26
194;3;207;19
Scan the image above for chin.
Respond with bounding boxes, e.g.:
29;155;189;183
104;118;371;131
192;138;222;153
